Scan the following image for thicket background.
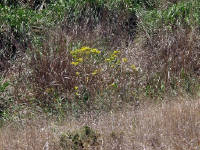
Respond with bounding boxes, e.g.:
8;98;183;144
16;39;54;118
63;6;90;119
0;0;199;121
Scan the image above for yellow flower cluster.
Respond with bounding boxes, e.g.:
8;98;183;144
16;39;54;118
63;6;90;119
113;50;120;54
74;86;80;96
76;72;80;76
71;61;79;66
104;50;139;73
70;46;101;66
130;64;137;71
105;50;120;62
70;46;101;57
74;86;79;90
122;57;127;63
91;69;98;75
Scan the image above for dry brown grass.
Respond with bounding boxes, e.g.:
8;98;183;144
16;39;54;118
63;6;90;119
145;28;200;79
0;118;60;150
131;27;200;98
133;97;200;150
13;26;141;111
1;97;200;150
28;29;77;108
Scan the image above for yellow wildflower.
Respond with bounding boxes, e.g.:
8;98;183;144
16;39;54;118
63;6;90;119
75;72;80;76
75;92;80;96
91;48;101;54
91;49;95;53
77;58;83;62
110;82;117;88
122;58;128;63
70;51;75;55
111;54;117;58
111;83;115;86
71;61;79;66
96;50;101;54
91;69;98;75
76;49;81;54
113;50;120;54
106;58;111;62
131;64;137;71
110;56;115;61
85;51;91;55
74;86;78;90
81;46;90;51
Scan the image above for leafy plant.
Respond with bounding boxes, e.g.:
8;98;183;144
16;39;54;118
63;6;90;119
60;126;100;150
0;79;9;93
137;0;200;34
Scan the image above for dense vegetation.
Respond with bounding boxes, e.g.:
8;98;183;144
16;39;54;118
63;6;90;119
0;0;199;119
0;0;199;149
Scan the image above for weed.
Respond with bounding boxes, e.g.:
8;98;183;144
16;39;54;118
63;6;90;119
60;126;100;150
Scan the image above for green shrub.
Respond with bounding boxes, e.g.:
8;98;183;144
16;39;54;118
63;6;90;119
0;78;9;93
137;0;200;34
60;126;100;150
0;0;54;9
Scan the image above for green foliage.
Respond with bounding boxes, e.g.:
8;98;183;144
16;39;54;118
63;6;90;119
60;126;100;150
0;5;33;32
0;79;9;93
0;0;55;8
0;3;65;32
133;0;161;9
137;0;200;34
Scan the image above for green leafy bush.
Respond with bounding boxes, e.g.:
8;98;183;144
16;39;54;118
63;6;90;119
0;0;54;9
0;79;9;93
137;0;200;34
60;126;100;150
